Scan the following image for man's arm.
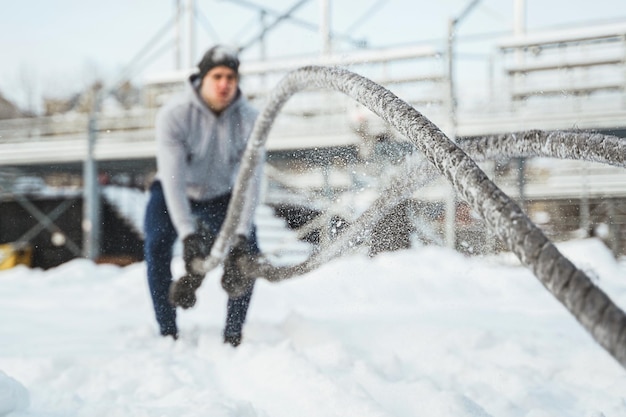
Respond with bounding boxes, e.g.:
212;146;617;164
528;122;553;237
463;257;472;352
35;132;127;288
234;107;264;237
155;106;195;240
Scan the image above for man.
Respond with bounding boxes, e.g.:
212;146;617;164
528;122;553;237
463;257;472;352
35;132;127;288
143;45;263;346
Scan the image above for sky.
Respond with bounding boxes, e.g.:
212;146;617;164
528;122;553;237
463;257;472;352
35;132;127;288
1;0;625;111
1;187;625;416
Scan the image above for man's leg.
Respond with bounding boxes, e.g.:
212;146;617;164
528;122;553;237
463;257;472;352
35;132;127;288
223;285;255;346
144;181;179;338
223;229;260;346
192;195;259;346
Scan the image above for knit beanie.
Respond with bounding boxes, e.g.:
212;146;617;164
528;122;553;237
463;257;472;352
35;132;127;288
197;45;240;79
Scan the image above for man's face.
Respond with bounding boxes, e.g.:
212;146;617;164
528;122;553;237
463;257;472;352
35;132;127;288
200;65;238;113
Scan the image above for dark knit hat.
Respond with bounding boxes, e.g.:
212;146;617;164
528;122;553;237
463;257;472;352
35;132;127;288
197;45;240;79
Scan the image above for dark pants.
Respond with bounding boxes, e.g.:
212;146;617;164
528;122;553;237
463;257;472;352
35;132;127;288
143;181;258;338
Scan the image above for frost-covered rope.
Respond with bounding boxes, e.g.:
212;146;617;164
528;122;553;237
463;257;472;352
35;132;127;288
253;156;439;279
458;130;626;167
171;65;626;369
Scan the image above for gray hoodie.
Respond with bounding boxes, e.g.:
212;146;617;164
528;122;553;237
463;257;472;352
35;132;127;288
154;75;262;239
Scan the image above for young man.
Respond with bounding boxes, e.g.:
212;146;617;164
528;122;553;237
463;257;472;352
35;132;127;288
143;45;263;346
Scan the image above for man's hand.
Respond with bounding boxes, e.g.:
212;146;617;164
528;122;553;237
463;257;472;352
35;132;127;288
221;235;256;297
169;273;203;309
171;224;215;309
182;232;212;275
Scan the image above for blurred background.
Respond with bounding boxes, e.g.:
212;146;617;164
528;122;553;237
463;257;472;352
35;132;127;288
0;0;625;269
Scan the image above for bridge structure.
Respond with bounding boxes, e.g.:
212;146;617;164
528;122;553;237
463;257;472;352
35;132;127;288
1;20;625;262
1;22;625;161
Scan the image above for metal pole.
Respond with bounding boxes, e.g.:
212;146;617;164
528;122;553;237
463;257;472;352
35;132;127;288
175;0;182;70
514;0;526;36
447;18;457;133
445;17;457;249
514;0;526;67
188;0;196;67
517;157;526;210
444;0;482;249
259;10;267;60
259;10;268;92
319;0;331;55
513;0;528;211
579;164;590;234
607;199;619;257
83;92;101;260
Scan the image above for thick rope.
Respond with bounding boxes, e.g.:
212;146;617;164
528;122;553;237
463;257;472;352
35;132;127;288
170;65;626;368
458;131;626;167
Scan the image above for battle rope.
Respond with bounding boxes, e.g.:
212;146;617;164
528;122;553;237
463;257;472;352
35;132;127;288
170;65;626;368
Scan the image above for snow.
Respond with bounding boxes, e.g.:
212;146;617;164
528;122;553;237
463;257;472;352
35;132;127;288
1;238;625;416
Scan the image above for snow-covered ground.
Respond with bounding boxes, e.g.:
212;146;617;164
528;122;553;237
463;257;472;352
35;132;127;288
1;238;625;417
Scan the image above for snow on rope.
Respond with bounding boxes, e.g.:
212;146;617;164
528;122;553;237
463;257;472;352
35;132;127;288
457;130;626;168
170;65;626;369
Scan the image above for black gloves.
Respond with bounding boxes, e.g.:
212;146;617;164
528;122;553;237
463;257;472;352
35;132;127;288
221;235;256;298
168;272;203;309
171;223;215;309
172;227;257;306
182;229;214;275
182;232;204;274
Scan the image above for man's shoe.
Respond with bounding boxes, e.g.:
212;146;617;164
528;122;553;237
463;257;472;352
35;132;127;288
223;333;241;347
161;330;178;340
